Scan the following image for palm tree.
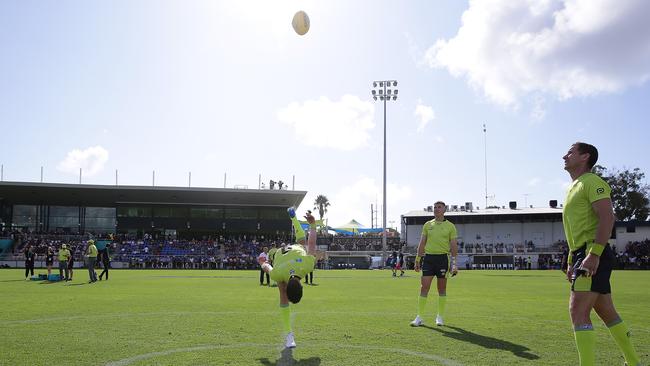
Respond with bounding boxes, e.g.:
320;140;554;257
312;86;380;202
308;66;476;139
313;195;330;222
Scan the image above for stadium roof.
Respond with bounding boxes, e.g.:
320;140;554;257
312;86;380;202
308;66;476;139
402;206;563;218
0;181;306;208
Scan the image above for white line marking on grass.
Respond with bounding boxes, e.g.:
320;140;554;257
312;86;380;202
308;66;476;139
5;311;650;334
0;311;275;325
104;342;463;366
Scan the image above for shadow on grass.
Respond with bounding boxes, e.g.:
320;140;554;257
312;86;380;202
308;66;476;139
257;348;321;366
423;324;539;360
66;283;88;286
0;279;28;282
38;281;63;285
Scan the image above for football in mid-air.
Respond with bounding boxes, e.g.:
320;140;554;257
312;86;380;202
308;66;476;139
292;11;310;36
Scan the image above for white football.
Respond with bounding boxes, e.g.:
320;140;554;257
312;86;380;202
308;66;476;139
292;10;310;36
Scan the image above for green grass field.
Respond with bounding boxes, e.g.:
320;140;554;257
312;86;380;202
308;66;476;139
1;269;648;366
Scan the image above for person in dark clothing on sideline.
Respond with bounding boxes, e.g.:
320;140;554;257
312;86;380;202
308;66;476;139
99;247;111;281
304;271;313;285
66;245;75;282
45;247;55;276
24;245;35;280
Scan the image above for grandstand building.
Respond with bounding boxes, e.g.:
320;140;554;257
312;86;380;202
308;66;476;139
401;202;567;269
0;181;306;239
402;204;564;249
402;201;649;269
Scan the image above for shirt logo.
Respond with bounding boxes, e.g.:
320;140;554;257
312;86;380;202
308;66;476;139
596;187;605;195
295;258;303;263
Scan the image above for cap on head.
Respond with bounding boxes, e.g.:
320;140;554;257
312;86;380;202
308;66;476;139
62;244;67;249
88;239;95;245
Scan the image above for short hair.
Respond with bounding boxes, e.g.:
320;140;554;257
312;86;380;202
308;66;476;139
286;277;303;304
574;142;599;169
434;201;446;207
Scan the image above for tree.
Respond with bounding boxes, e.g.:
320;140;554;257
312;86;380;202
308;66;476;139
593;165;649;221
313;195;330;222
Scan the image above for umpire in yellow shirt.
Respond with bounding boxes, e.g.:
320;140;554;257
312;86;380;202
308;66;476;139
562;142;640;366
410;201;458;327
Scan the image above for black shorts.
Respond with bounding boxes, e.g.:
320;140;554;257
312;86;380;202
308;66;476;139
421;254;450;278
67;261;74;270
571;244;615;294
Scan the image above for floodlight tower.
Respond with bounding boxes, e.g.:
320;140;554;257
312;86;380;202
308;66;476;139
371;80;398;265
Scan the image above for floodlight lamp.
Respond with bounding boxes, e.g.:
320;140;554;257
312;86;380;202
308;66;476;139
379;81;384;87
387;89;391;94
373;96;377;101
373;82;377;87
393;81;398;87
394;90;398;95
379;89;383;95
392;96;397;100
372;90;376;95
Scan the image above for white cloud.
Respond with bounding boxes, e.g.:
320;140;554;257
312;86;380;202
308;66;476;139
528;177;541;186
277;95;375;150
57;146;109;176
530;95;546;121
414;99;436;132
312;177;412;227
424;0;650;106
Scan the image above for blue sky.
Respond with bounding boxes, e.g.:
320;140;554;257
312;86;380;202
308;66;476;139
1;0;649;228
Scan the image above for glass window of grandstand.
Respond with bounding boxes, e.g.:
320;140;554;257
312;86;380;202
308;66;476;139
190;208;223;219
225;208;241;219
85;207;116;234
153;207;188;218
49;206;80;233
260;208;283;220
117;207;152;218
12;205;38;232
241;209;257;219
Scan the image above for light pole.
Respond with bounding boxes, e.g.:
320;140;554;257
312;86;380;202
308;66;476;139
371;79;398;266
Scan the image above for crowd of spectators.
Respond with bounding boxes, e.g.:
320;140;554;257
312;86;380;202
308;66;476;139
3;230;405;269
458;241;537;254
614;240;650;269
327;236;403;252
4;229;648;271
